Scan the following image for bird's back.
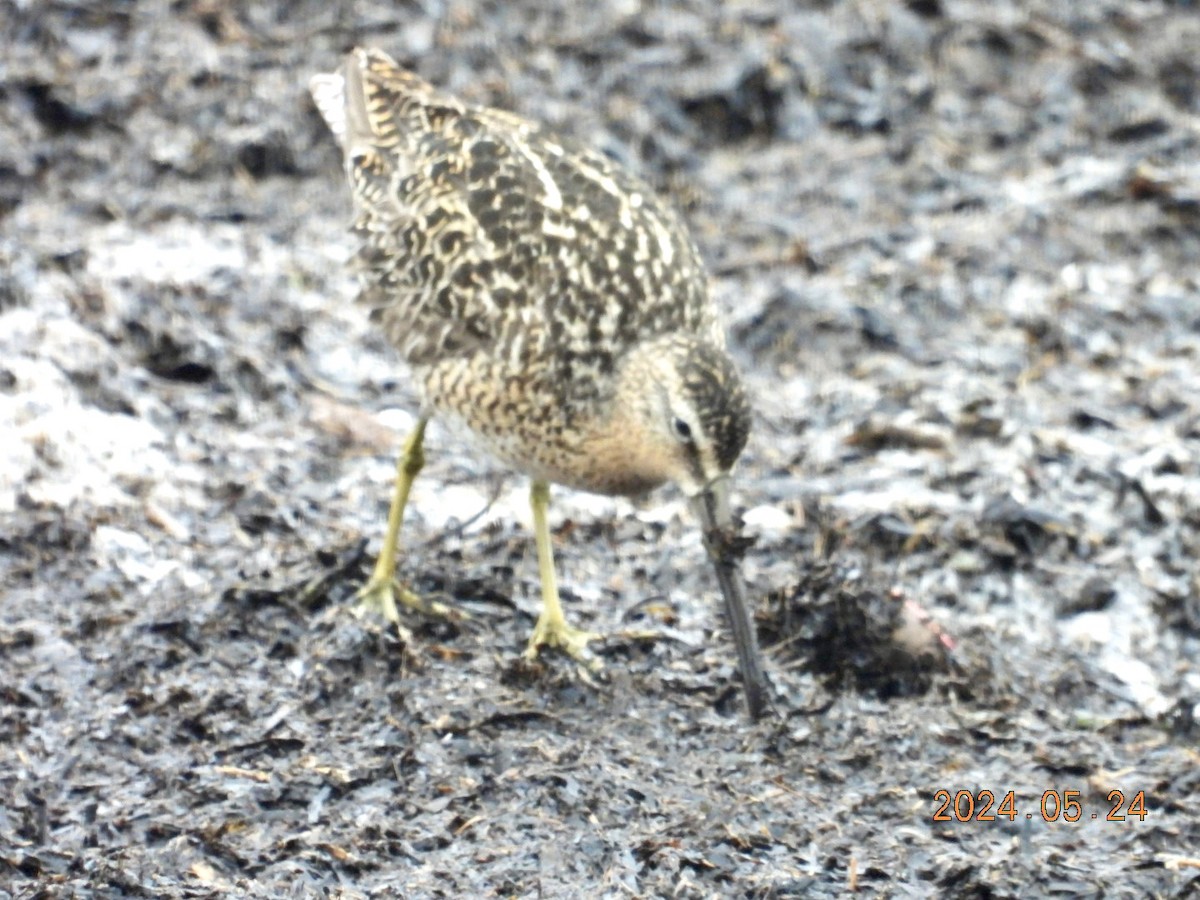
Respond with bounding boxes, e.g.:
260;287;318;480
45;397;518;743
310;49;722;412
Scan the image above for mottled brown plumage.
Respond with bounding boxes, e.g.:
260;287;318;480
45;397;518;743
311;49;769;718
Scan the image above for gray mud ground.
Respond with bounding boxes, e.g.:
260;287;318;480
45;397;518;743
2;1;1199;897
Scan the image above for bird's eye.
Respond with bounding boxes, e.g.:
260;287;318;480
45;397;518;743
672;417;693;441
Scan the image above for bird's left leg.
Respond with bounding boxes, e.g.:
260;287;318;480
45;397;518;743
354;416;454;622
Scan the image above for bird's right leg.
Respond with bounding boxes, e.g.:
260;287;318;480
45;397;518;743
354;415;435;622
524;479;600;669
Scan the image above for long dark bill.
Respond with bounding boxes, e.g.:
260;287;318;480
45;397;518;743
691;478;770;720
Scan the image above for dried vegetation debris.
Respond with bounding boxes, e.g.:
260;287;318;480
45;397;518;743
2;0;1200;896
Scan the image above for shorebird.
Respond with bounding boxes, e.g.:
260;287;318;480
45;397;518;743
311;48;769;718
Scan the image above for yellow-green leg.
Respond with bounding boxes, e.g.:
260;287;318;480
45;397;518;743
354;416;431;622
524;479;599;667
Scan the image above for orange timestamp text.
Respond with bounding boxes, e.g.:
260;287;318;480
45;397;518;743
933;789;1148;823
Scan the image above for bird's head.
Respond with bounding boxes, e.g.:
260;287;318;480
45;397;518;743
608;333;751;501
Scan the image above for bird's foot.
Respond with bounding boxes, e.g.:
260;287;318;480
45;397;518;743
524;614;602;672
352;573;462;627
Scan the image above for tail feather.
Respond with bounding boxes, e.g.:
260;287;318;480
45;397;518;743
312;49;440;155
309;71;347;149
